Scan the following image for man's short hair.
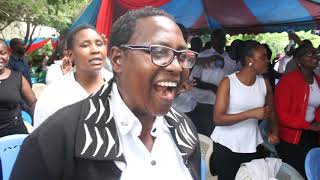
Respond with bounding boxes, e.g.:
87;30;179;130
109;6;174;51
9;38;23;50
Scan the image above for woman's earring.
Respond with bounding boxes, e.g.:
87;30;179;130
249;62;253;67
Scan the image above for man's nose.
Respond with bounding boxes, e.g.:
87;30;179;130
166;55;183;72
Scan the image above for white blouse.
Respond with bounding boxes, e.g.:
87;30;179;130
211;73;265;153
305;78;320;122
34;68;113;128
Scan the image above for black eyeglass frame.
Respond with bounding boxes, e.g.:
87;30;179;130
120;44;198;69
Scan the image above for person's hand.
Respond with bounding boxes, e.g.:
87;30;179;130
309;122;320;132
246;106;270;119
288;32;302;45
193;76;199;81
268;132;279;144
179;79;197;93
61;56;72;75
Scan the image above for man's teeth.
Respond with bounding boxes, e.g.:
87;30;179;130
157;82;177;87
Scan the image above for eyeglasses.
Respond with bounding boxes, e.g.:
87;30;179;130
120;44;198;69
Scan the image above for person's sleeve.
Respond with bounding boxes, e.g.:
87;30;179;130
316;107;320;122
33;89;51;128
10;135;50;180
274;76;310;129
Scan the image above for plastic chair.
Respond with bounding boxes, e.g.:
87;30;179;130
276;162;304;180
259;120;278;157
23;121;34;134
201;158;206;180
0;134;28;180
198;134;217;180
21;111;32;125
305;147;320;180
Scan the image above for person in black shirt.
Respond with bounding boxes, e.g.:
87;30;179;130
0;39;36;137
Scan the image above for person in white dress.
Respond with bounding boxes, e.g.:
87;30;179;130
211;40;279;180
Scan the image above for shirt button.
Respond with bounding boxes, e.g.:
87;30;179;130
151;160;156;166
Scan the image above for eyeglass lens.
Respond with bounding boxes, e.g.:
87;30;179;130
150;46;196;68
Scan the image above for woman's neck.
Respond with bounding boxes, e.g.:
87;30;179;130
75;70;104;94
0;68;5;75
0;68;10;79
237;67;257;86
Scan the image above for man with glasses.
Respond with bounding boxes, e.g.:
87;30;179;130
10;7;201;180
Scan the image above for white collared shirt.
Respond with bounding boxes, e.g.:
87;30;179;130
189;48;235;105
305;78;320;122
33;68;113;128
198;47;237;75
111;84;193;180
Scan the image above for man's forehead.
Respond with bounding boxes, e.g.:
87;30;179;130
135;16;175;30
130;16;185;46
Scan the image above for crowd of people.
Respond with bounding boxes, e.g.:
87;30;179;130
0;6;319;180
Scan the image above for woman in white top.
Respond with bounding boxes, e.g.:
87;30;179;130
211;40;279;180
33;24;113;128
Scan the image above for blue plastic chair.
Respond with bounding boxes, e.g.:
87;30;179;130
21;111;32;125
201;158;206;180
305;147;320;180
0;134;28;180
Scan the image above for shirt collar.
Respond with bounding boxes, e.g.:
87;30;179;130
111;84;169;137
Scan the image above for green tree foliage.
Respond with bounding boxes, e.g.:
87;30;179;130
0;0;88;37
200;30;320;60
229;31;320;59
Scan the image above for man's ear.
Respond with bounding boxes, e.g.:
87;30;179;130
110;47;124;73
